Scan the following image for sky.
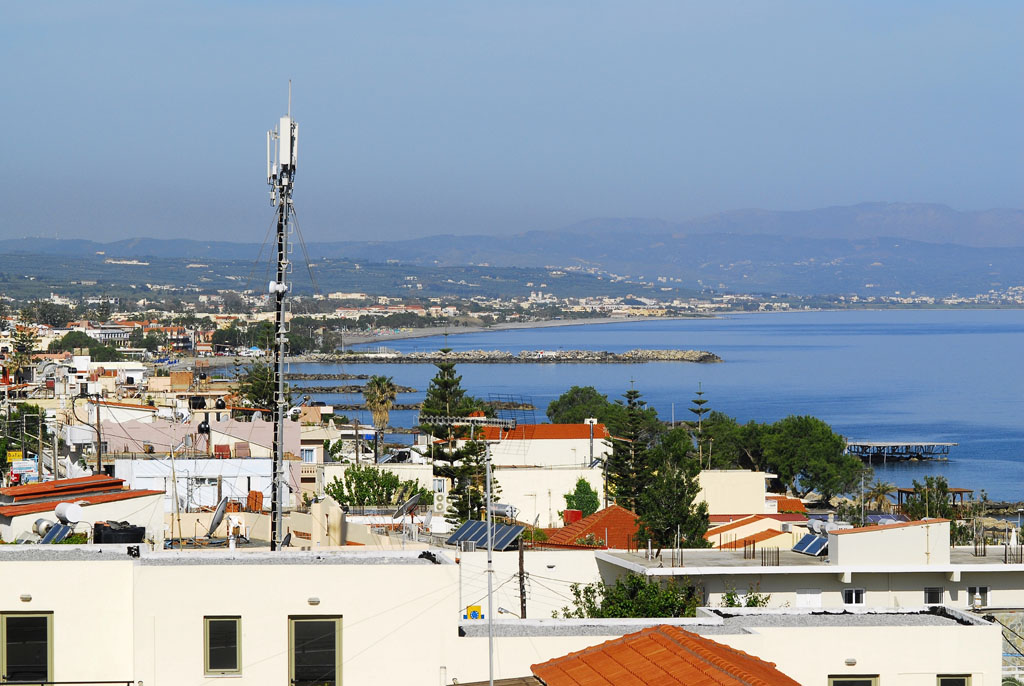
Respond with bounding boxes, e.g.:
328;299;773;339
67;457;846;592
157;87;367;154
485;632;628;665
2;1;1022;243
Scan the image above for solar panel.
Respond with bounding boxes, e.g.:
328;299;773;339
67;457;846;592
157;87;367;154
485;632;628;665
40;524;70;544
792;533;827;556
805;536;828;556
446;520;525;551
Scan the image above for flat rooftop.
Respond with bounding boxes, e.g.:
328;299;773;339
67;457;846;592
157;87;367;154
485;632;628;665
0;545;453;566
458;606;986;638
599;546;1024;572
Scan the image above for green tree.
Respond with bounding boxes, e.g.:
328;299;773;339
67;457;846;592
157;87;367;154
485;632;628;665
703;411;770;471
606;388;659;511
33;301;72;328
546;385;626;434
211;323;245;350
324;463;430;509
234;360;289;413
362;375;397;460
9;325;39;382
762;415;857;500
0;403;52;466
48;331;122;361
563;477;601;517
689;383;710;465
637;433;711;550
865;480;896;512
721;584;771;607
902;475;955;521
555;575;701;619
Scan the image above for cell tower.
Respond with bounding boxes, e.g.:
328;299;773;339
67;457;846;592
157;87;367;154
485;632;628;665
267;84;298;551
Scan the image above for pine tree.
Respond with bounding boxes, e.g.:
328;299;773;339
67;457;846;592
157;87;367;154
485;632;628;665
689;383;710;467
607;388;653;512
418;350;470;464
637;447;710;550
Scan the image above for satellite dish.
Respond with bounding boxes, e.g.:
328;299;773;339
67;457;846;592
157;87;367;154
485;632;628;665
532;514;540;529
206;497;228;538
392;493;421;520
281;532;292;548
55;502;83;525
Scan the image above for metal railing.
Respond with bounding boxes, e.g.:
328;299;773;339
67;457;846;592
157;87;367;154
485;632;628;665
761;546;780;567
0;681;134;685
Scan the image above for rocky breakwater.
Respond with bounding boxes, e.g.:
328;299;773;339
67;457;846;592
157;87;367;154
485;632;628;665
336;349;722;364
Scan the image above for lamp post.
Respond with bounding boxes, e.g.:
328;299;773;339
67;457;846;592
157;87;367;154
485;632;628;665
584;418;601;506
418;414;516;686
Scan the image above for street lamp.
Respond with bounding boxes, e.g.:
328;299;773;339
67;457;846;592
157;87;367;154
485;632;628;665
418;413;516;686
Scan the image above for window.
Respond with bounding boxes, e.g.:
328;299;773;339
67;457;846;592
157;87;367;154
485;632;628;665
938;677;970;686
2;613;52;682
924;587;944;605
432;478;447;493
967;586;989;607
204;616;241;675
290;616;341;686
300;448;316;464
842;588;864;606
829;678;878;686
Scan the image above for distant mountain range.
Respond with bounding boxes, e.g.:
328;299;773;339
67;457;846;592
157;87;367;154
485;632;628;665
4;203;1024;296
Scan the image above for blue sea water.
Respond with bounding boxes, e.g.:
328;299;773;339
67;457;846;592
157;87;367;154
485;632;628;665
291;310;1024;501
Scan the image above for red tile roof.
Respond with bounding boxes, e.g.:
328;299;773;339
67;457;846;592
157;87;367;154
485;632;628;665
716;529;787;549
831;518;949;535
531;625;800;686
476;424;611;442
544;505;638;549
0;489;163;518
704;515;761;539
766;495;807;513
0;475;124;500
709;513;807;524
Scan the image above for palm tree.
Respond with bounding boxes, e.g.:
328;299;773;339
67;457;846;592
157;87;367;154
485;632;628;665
363;375;397;461
866;480;896;513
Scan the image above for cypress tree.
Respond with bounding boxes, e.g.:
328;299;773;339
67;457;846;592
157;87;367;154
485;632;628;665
607;388;653;512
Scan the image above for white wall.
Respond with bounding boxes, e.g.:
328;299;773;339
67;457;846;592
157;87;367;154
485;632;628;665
830;521;951;566
697;470;769;516
115;457;273;513
493;466;605;528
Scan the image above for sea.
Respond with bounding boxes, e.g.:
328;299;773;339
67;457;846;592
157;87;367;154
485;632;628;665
289;310;1024;502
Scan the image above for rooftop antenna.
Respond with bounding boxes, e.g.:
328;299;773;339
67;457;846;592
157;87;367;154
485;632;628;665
267;85;299;551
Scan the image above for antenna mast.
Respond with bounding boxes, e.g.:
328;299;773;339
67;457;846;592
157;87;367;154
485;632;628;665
267;86;298;551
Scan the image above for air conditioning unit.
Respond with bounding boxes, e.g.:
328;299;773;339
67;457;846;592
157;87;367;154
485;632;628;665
461;541;476;553
781;522;792;533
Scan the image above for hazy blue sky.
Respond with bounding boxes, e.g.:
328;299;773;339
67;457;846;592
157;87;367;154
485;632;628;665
3;1;1021;243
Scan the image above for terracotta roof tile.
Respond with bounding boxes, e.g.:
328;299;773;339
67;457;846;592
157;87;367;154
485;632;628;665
0;489;164;518
716;529;787;549
766;495;807;513
544;505;638;549
831;518;949;535
476;424;611;442
531;625;800;686
0;475;124;499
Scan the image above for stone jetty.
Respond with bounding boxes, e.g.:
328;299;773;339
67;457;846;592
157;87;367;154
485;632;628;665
328;349;722;364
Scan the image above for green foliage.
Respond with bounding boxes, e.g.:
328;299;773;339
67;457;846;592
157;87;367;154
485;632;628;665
703;411;769;471
0;403;52;466
563;478;601;518
9;325;40;378
555;575;700;619
637;432;711;549
721;584;771;607
363;375;397;459
33;301;73;328
444;441;500;525
546;385;627;434
129;328;165;352
324;463;431;509
902;475;955;521
233;360;289;412
48;330;122;362
607;388;661;511
761;415;858;500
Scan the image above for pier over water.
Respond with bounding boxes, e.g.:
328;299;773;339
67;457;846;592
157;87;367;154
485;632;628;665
846;440;958;464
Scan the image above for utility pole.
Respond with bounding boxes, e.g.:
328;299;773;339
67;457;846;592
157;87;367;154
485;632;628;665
418;413;515;686
267;84;298;551
95;399;102;475
518;539;527;619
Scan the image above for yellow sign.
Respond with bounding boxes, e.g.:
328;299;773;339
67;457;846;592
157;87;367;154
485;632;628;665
465;605;482;620
6;450;22;463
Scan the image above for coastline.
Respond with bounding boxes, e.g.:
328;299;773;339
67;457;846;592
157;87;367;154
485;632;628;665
177;315;700;369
